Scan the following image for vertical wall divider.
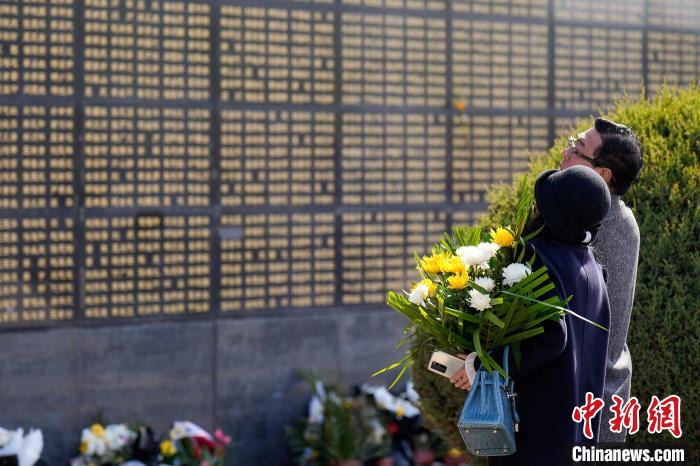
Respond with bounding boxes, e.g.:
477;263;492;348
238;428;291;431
208;2;223;429
445;2;454;232
641;0;650;93
209;4;223;320
73;0;87;322
547;0;556;149
333;0;343;306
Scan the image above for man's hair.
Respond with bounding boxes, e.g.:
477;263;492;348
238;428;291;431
593;118;643;195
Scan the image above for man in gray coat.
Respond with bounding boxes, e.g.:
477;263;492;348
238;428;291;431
560;118;644;443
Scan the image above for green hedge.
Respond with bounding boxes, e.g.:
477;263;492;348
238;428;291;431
411;84;700;459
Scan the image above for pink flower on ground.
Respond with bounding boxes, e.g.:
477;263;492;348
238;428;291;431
200;462;210;466
214;428;232;446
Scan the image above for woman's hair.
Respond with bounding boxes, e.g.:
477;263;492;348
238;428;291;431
533;166;610;245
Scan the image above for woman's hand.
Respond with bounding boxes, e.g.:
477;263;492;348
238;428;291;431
450;353;473;390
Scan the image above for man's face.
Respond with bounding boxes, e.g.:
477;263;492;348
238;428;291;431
560;126;603;171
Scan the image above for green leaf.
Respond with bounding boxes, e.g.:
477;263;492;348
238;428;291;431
501;326;546;345
387;356;413;390
494;296;519;345
501;290;609;331
483;310;505;328
443;306;484;324
522;224;544;242
489;297;504;306
437;293;446;322
506;266;548;293
473;330;492;373
371;353;411;377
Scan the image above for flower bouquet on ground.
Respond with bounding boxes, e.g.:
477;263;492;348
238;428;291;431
286;378;391;466
0;426;43;466
158;421;231;466
373;182;607;387
70;423;141;466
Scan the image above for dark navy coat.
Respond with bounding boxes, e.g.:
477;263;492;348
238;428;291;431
488;237;611;466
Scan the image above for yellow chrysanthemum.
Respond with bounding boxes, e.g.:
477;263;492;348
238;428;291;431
441;256;466;274
447;272;470;290
447;448;464;458
90;423;105;438
419;250;447;274
413;278;437;297
160;440;177;457
79;442;88;454
492;227;515;248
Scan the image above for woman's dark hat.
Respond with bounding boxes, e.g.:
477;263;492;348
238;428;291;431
534;166;611;244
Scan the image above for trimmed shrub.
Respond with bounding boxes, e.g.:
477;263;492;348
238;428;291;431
411;84;699;459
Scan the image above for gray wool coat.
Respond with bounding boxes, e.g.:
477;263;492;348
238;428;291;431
591;194;640;443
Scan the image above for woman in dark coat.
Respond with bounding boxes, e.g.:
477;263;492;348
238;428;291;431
452;165;612;466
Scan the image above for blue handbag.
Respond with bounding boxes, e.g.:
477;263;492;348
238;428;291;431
456;345;520;456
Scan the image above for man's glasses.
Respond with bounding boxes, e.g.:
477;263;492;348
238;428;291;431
567;137;616;183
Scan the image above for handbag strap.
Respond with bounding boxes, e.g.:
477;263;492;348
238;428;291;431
502;344;521;431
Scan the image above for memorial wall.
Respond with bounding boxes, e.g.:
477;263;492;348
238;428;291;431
0;0;699;464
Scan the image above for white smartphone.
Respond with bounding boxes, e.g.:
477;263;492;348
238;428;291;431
428;350;465;379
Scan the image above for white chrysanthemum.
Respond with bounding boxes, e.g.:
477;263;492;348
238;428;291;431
81;429;107;457
473;276;495;292
408;284;429;306
502;263;532;287
469;289;492;311
477;242;500;260
104;424;135;451
456;246;490;266
168;423;187;442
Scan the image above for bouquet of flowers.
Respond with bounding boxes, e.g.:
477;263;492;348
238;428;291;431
70;423;139;466
286;379;391;466
158;421;231;466
0;426;43;466
374;184;607;387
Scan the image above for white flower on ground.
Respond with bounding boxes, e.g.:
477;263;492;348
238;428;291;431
477;242;500;260
456;246;490;267
405;380;420;404
19;428;43;466
0;428;14;448
408;283;429;307
168;423;187;442
472;276;495;292
469;289;492;311
169;421;212;442
370;419;386;445
0;428;21;458
308;395;324;425
80;429;107;457
104;424;135;451
361;385;420;418
502;263;532;287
